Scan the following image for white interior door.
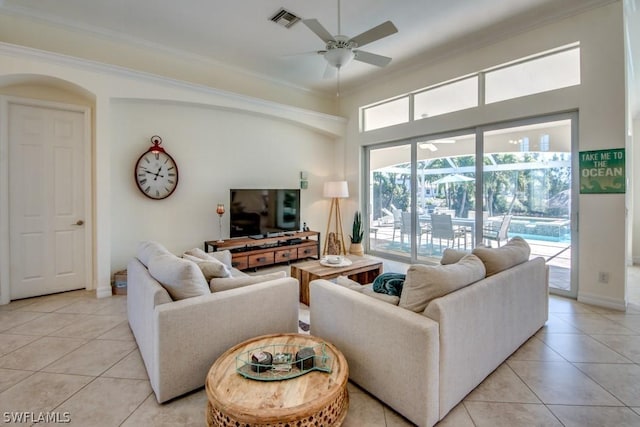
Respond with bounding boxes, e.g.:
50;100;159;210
9;102;88;299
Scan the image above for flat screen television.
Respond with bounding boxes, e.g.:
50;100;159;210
229;189;301;238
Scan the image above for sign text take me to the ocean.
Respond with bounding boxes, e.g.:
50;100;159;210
579;148;625;194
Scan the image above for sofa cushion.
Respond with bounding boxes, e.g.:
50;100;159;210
440;248;469;265
472;236;530;276
184;248;234;269
210;271;287;292
137;241;171;268
335;276;366;292
182;254;231;280
399;254;486;313
148;253;210;300
361;285;401;305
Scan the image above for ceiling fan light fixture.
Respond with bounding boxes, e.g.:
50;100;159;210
324;48;355;68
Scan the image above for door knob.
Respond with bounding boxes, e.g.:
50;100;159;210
74;220;84;226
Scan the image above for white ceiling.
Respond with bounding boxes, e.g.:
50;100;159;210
0;0;623;96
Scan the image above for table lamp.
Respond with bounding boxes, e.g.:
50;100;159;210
323;181;349;255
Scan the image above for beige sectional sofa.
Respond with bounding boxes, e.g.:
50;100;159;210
127;241;299;403
309;238;548;427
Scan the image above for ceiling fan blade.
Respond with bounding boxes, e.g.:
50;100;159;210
350;21;398;48
354;50;392;67
323;62;337;79
302;19;335;43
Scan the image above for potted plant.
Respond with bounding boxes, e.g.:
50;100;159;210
349;211;365;256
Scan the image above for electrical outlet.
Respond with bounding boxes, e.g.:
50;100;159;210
598;272;609;284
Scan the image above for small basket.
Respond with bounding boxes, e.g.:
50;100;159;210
235;342;332;381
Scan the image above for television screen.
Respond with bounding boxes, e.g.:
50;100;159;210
230;189;301;238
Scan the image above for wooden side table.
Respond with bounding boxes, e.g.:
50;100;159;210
205;333;349;427
291;256;383;305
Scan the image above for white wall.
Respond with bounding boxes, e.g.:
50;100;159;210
340;2;628;309
109;99;335;270
0;44;344;302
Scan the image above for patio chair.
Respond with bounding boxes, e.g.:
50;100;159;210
390;205;402;242
430;213;467;252
483;214;512;247
400;211;429;246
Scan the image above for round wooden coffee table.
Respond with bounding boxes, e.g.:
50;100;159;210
205;333;349;427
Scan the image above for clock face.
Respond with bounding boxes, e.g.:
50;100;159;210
135;150;179;200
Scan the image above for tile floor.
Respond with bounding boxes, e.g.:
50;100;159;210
1;278;640;426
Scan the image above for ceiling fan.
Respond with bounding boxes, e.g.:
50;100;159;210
302;0;398;79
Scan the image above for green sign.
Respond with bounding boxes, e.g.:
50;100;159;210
579;148;625;194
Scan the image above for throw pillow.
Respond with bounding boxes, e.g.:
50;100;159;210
440;248;469;265
148;253;210;300
399;254;486;313
182;254;231;280
210;271;287;292
183;247;211;260
335;276;366;292
137;241;171;268
472;236;530;276
184;248;234;269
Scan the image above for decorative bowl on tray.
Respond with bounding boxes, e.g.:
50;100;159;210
320;257;353;268
236;343;332;381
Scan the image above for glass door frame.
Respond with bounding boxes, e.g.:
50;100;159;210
364;111;579;298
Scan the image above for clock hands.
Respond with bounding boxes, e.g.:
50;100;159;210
140;166;164;180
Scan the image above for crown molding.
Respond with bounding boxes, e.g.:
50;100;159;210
0;42;346;137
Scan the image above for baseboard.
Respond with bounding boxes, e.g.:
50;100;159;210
96;286;113;299
577;291;626;311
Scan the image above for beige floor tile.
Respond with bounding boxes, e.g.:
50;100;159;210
540;333;631;363
14;295;82;313
50;315;126;339
465;364;541;404
508;335;565;362
436;404;475;427
383;406;414;427
43;339;136;376
548;405;640;427
54;298;125;315
575;363;640;407
102;349;148;380
590;334;640;363
0;333;39;356
554;313;637;335
0;310;45;332
122;389;206;427
342;390;387;427
6;312;87;336
507;360;621;406
536;314;582;336
0;297;40;311
0;368;33;393
0;336;86;371
464;402;562;427
0;372;92;414
548;297;599;314
601;314;640;333
96;322;135;341
51;377;151;427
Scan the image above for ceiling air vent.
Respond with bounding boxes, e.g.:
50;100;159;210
269;8;301;28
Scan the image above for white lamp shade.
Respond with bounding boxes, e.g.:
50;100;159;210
323;181;349;198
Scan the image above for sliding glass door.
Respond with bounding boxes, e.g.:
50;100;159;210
365;113;577;297
482;117;576;297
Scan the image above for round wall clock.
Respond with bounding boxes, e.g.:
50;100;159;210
134;135;179;200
